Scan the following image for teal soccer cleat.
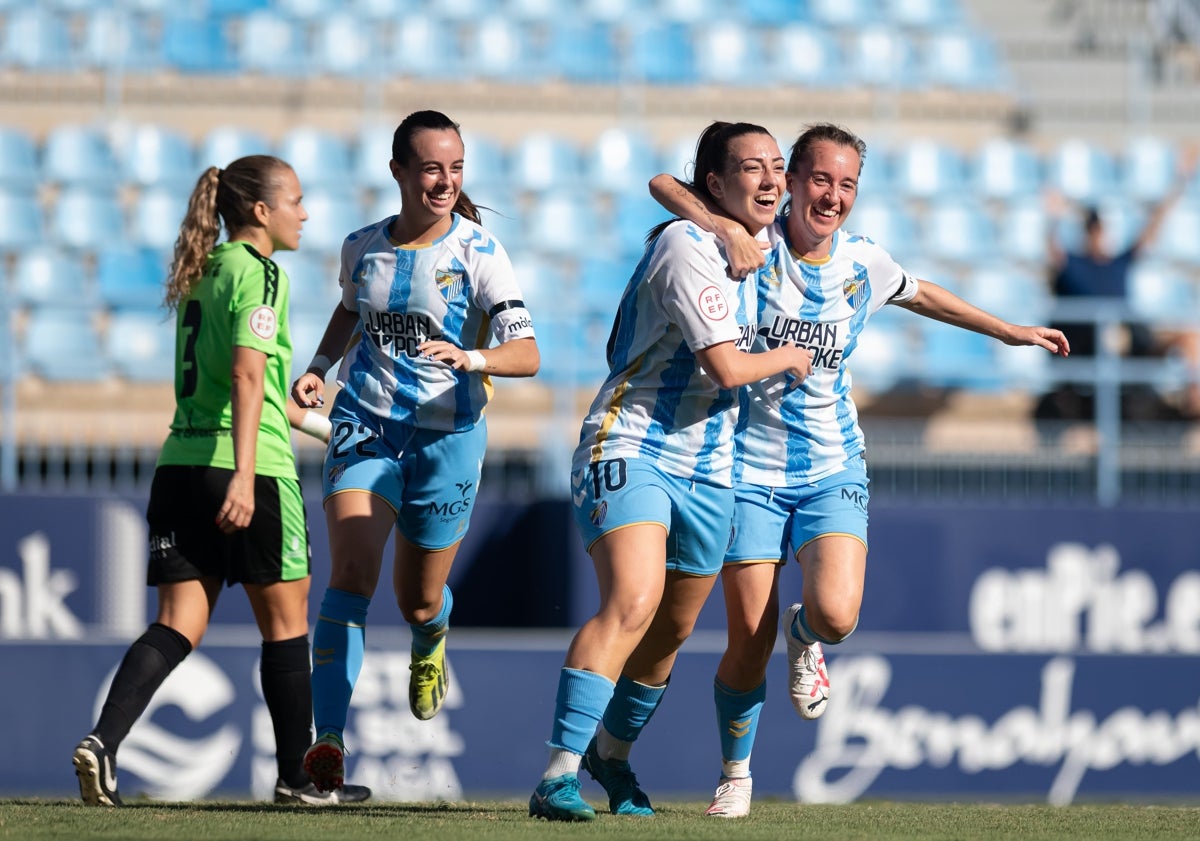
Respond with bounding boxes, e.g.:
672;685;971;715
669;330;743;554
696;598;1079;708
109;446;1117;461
529;774;597;822
581;737;654;816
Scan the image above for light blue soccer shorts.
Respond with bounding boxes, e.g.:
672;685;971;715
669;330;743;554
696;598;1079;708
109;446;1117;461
571;456;734;576
323;393;487;550
725;457;870;565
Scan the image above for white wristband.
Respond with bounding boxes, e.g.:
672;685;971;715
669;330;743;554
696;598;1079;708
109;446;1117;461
465;349;486;372
308;354;333;378
298;410;333;443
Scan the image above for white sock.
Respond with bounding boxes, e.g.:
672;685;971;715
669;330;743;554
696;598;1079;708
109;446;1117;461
543;748;582;780
596;724;633;761
721;758;751;779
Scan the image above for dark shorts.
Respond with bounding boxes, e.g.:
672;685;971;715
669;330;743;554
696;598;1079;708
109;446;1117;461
146;465;311;586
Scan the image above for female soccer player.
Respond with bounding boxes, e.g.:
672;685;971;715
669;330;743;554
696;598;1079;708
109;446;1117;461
528;121;814;822
72;155;370;806
290;110;540;793
649;123;1070;817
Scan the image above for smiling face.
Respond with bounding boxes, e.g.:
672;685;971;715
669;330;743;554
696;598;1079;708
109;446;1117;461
261;166;307;254
785;139;861;259
706;132;785;236
390;127;464;242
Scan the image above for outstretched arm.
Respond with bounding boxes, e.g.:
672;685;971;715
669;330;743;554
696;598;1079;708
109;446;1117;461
899;280;1070;356
1133;145;1198;255
418;335;540;378
648;174;767;277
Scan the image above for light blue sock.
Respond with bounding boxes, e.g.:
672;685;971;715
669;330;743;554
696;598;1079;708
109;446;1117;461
548;668;615;755
410;585;452;657
311;588;370;739
714;678;765;763
601;675;668;742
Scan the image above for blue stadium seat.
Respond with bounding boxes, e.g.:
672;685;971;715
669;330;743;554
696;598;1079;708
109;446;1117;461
1119;136;1177;202
845;199;918;260
129;188;189;252
277;127;354;191
848;319;905;393
353;124;397;191
80;8;161;71
1128;260;1196;320
298;190;368;254
694;21;762;86
50;188;124;252
508;132;582;193
274;0;336;19
771;23;844;88
22;310;111;383
971;137;1042;200
582;0;636;20
919;320;1004;390
1045;139;1117;204
891;139;966;199
963;263;1050;323
810;0;880;27
387;13;456;78
463;16;540;82
849;27;916;88
576;257;630;317
105;310;175;383
42;124;119;189
997;203;1050;265
0;128;39;189
312;13;377;77
921;200;996;263
506;0;558;19
198;126;273;169
419;0;484;20
584;127;660;195
921;29;1006;90
507;253;559;321
544;20;620;84
0;189;43;250
461;130;510;192
236;11;309;76
1155;200;1200;263
161;14;236;73
288;310;332;380
465;184;524;254
117;124;196;190
12;247;92;310
883;0;962;28
207;0;271;13
740;0;809;24
1;8;73;70
625;22;696;85
611;193;672;261
524;194;604;258
656;0;719;22
660;134;700;180
347;0;415;20
96;245;165;312
275;252;338;316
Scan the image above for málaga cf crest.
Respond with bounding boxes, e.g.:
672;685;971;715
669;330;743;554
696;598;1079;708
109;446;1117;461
842;274;868;310
436;270;464;301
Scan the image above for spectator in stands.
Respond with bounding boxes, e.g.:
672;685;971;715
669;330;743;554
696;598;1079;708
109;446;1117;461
528;121;814;823
289;110;540;793
1037;150;1200;422
644;122;1070;817
72;155;370;807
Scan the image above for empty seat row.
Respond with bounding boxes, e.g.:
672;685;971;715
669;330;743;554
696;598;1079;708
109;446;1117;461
1;5;1004;91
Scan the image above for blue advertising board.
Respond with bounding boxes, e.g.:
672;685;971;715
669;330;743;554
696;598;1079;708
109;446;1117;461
1;492;1198;803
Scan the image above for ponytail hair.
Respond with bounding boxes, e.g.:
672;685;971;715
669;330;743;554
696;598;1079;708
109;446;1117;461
646;120;774;245
392;109;482;224
164;154;293;310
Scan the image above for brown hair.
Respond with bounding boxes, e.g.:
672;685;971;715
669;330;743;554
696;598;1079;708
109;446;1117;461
164;154;292;310
647;120;775;244
786;122;867;176
392;110;482;224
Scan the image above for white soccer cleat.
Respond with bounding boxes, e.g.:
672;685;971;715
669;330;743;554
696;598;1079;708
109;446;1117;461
783;603;830;720
704;776;752;818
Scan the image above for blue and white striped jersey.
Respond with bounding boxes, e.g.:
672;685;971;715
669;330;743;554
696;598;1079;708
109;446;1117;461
336;213;535;432
572;220;759;487
734;222;919;487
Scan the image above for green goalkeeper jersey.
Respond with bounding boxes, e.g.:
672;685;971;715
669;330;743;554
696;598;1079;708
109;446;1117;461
158;241;297;479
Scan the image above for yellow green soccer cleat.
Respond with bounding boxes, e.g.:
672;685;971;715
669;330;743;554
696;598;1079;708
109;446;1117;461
409;637;449;720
